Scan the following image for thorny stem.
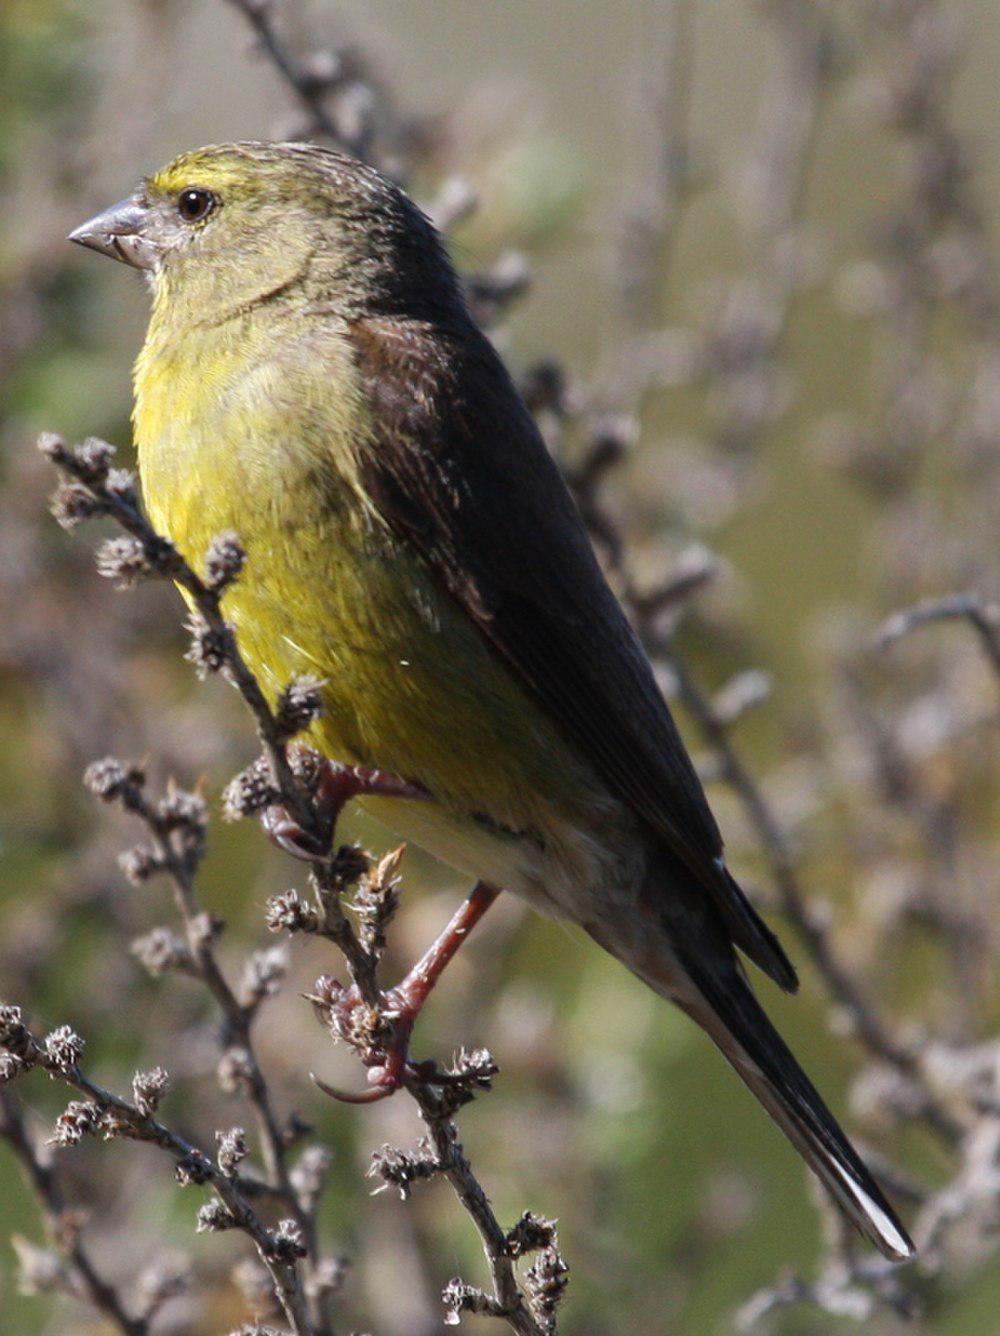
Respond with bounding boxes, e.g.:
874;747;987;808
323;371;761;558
0;1092;145;1336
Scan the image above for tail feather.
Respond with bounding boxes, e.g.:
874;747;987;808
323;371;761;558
602;844;915;1261
675;944;915;1262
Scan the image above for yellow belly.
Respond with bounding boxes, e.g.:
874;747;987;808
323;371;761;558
133;315;614;886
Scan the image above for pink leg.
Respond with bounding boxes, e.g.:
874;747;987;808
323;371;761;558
262;758;429;859
314;881;501;1103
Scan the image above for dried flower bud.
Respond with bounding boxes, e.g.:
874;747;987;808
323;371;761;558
131;927;192;977
443;1279;496;1324
43;1026;84;1073
368;1138;440;1199
265;1218;307;1262
133;1067;169;1116
75;435;116;480
37;431;70;463
184;611;231;678
52;1100;101;1147
0;1053;25;1083
239;946;289;1008
506;1211;558;1258
175;1151;213;1186
217;1046;255;1095
190;911;225;948
525;1247;569;1332
84;757;145;805
196;1198;237;1233
49;480;107;529
275;675;324;739
0;1004;39;1064
264;888;319;934
204;531;246;589
119;843;165;885
216;1126;249;1177
223;757;279;820
104;467;139;507
159;785;207;831
96;535;155;588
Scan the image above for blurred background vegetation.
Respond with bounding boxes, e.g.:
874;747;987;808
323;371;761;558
0;1;997;1332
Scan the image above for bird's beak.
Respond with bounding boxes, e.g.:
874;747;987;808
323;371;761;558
68;198;160;271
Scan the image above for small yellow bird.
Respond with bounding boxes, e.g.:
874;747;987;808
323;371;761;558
70;141;913;1260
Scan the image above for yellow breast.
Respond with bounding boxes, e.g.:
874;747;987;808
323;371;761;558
133;307;605;855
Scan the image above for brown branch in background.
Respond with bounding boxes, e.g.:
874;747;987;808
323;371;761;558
0;1007;312;1335
223;0;415;174
875;592;1000;679
0;1091;148;1335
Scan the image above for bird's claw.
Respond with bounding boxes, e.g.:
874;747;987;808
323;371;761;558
310;979;434;1103
261;756;430;861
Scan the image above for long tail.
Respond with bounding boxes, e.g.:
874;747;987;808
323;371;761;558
599;851;915;1262
674;943;914;1260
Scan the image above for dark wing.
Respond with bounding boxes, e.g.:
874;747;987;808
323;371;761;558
350;315;796;992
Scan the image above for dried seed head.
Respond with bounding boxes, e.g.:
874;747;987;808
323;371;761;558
50;480;107;529
275;675;325;739
239;946;289;1008
95;535;155;588
203;531;246;589
0;1004;37;1062
506;1211;559;1259
264;888;319;934
118;843;165;885
103;467;139;507
525;1246;569;1333
51;1100;102;1148
84;757;145;805
196;1199;237;1233
43;1026;84;1073
442;1279;495;1324
159;785;207;831
223;757;279;820
184;610;231;678
368;1138;440;1200
131;927;192;977
265;1219;307;1262
132;1067;170;1116
217;1046;255;1095
216;1126;249;1177
190;911;225;949
175;1151;213;1187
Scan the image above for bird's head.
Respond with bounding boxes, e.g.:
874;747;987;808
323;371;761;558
69;141;460;325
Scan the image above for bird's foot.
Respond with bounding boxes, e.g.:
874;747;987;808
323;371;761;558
261;755;429;860
310;977;437;1103
311;880;501;1103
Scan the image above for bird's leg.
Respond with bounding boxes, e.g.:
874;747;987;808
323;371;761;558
261;755;429;859
314;880;501;1103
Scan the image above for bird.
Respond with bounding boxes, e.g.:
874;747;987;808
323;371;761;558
69;140;914;1261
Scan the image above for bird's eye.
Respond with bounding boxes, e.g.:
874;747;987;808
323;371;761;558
176;188;215;223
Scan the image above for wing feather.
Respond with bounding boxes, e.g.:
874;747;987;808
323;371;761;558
350;314;797;992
